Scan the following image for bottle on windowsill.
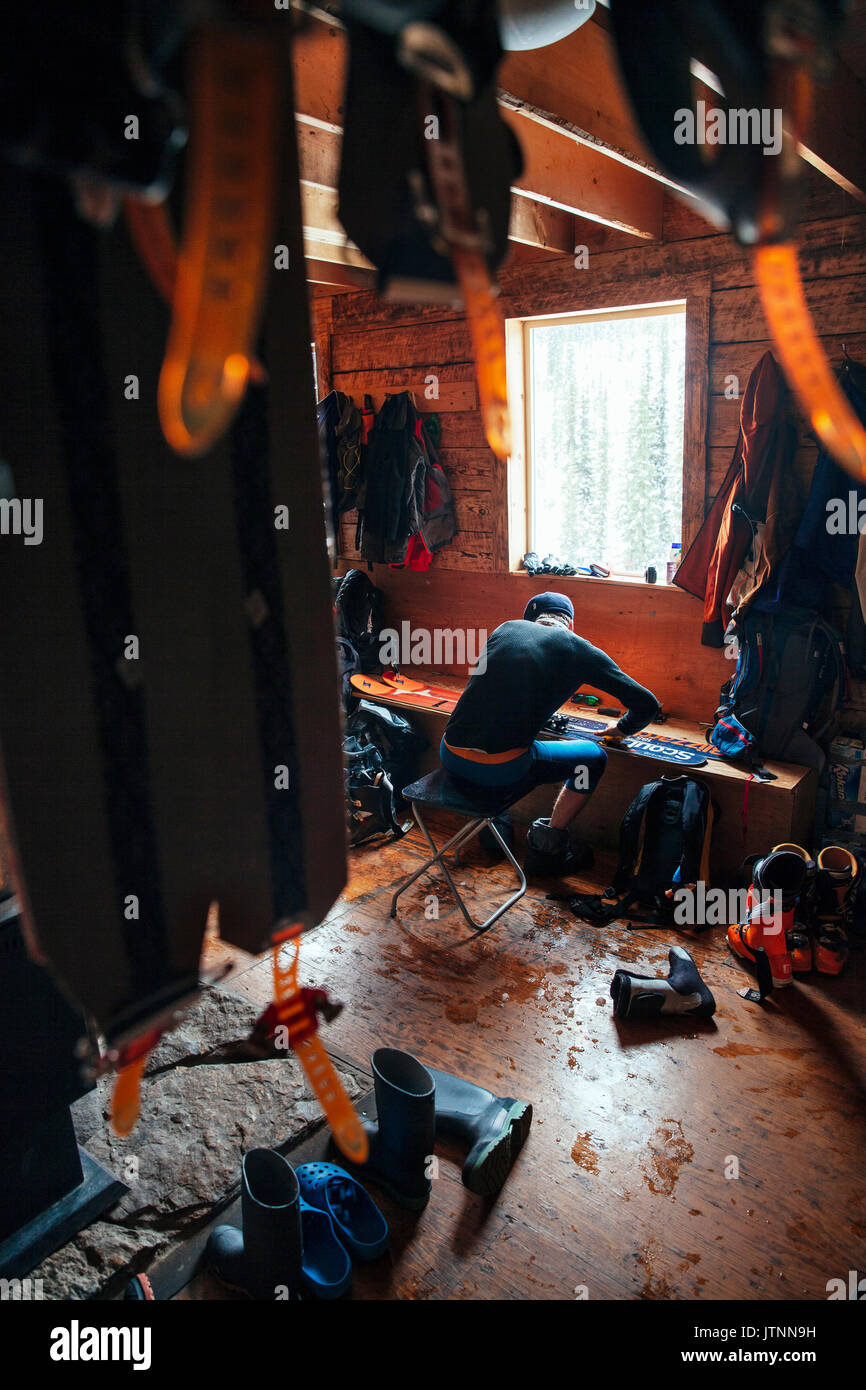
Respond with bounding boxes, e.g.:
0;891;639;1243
666;541;682;585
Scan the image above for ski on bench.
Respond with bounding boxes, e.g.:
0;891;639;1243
350;672;458;712
381;669;464;703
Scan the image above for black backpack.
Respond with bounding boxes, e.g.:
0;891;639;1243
557;776;715;925
709;604;845;772
343;700;427;846
334;568;384;674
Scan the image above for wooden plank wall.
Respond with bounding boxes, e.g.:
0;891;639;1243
313;175;866;722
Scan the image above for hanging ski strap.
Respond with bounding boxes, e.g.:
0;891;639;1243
418;81;510;460
157;19;281;456
271;925;369;1165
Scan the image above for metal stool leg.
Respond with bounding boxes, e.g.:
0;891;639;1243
390;802;527;934
390;805;484;928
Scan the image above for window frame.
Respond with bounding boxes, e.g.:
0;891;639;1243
505;273;711;578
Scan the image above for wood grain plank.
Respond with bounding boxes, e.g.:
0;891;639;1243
712;274;866;344
330;370;477;414
332;322;473;374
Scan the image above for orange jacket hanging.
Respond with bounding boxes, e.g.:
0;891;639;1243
674;351;800;647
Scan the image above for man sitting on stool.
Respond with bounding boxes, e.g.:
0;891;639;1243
441;592;660;876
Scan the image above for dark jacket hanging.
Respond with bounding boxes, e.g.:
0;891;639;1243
674;351;800;646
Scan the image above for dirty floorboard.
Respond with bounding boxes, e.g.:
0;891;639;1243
185;817;866;1301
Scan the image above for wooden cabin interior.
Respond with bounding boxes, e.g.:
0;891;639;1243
1;0;865;1332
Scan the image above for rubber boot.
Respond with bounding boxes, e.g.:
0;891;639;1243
610;944;716;1020
342;1048;435;1211
813;846;860;975
207;1149;303;1301
772;843;816;972
524;817;592;877
427;1066;532;1197
727;848;805;989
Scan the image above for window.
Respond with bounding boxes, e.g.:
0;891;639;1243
513;302;688;578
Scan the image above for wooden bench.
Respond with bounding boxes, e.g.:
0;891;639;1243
357;672;818;881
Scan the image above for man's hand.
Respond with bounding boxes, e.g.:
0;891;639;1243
600;728;627;748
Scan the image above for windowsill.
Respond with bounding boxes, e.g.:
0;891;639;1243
510;569;682;592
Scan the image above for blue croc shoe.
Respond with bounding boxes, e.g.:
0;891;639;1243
298;1195;352;1300
297;1162;389;1262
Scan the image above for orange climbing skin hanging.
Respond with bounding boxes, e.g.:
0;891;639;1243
158;24;280;456
111;1054;148;1137
271;926;369;1165
453;246;511;461
755;242;866;480
419;84;511;461
752;62;866;481
124;196;268;385
109;1022;165;1137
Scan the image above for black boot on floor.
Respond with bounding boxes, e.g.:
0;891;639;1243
428;1066;532;1196
207;1149;303;1301
610;945;716;1020
342;1048;435;1211
478;814;515;858
524;817;593;877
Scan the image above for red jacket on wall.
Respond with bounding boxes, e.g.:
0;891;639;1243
674;351;800;647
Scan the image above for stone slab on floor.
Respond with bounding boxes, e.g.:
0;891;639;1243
31;987;367;1299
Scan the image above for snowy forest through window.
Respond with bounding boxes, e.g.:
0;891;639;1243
526;305;686;577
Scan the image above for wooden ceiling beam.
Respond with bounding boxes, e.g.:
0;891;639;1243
508;193;574;253
506;10;866;204
305;257;376;290
295;11;866;219
498;15;658;178
292;15;661;241
800;59;866;203
501;103;663;238
297;123;601;252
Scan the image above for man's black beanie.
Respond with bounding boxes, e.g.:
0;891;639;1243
523;592;574;623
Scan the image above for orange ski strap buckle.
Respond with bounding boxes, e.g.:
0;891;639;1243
271;927;368;1165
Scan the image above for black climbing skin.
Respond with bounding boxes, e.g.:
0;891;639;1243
229;379;307;921
428;1065;533;1197
610;945;716;1020
37;180;169;1012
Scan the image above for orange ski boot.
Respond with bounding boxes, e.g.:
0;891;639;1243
727;848;806;990
772;843;816;973
812;846;860;975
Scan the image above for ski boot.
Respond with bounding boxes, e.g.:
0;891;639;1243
727;847;806;990
771;843;816;972
610;944;716;1020
524;818;593;877
812;846;860;975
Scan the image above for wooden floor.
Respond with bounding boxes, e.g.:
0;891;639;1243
187;818;866;1301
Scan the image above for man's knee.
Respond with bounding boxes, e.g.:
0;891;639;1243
566;744;607;793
